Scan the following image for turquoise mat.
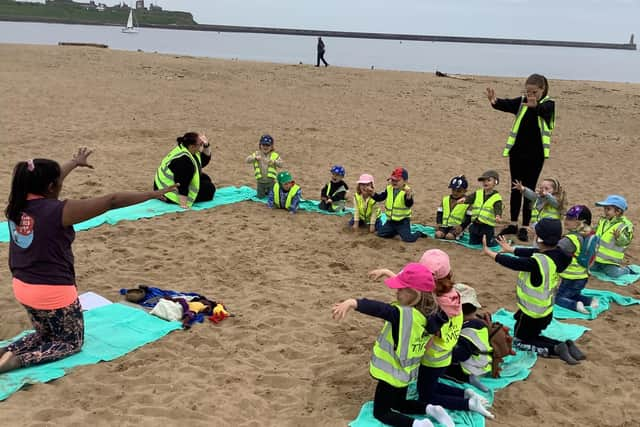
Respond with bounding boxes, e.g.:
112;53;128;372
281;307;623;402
411;223;501;251
553;288;640;320
350;307;588;427
250;195;354;216
0;303;181;401
590;265;640;286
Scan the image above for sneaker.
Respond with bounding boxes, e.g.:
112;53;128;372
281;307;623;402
566;340;586;361
498;224;518;236
553;342;580;365
517;227;529;242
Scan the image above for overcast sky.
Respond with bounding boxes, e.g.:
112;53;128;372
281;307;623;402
29;0;640;42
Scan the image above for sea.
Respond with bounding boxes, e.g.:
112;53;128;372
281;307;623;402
1;21;639;83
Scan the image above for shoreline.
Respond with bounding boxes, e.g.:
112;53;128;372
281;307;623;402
0;16;636;51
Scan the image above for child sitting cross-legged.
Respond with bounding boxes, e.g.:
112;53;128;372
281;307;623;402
267;171;302;214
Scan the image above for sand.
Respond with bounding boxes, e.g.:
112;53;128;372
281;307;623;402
0;44;639;427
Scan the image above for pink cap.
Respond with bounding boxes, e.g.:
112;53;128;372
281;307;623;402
384;263;435;293
357;173;375;185
419;249;451;279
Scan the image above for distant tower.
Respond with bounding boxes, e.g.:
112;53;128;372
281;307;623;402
136;0;144;9
631;34;635;44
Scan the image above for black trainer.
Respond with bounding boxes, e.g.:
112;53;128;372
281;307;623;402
517;227;529;242
554;342;580;365
498;224;518;236
566;340;586;361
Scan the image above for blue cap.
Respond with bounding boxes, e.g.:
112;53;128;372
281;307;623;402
259;134;274;145
330;165;346;176
448;175;468;190
595;195;627;211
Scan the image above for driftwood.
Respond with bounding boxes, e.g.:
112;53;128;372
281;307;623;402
58;42;109;48
435;70;471;81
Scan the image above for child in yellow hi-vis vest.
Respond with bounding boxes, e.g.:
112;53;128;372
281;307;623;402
463;170;502;246
349;173;381;233
333;263;454;427
591;195;636;278
245;134;283;199
435;175;471;240
267;171;301;214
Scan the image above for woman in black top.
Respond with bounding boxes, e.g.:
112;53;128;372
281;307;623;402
486;74;555;241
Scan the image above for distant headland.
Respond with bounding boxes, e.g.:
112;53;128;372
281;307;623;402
0;0;636;51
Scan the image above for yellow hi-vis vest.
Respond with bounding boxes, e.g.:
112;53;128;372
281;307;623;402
273;182;301;210
471;189;502;226
516;253;558;319
441;195;469;227
354;193;380;224
595;216;633;265
421;312;463;368
385;185;411;221
154;145;201;208
531;202;561;223
503;96;555;159
253;152;280;180
369;304;428;387
459;326;493;376
559;233;588;280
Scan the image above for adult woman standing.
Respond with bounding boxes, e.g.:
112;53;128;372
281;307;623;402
154;132;216;209
486;74;556;241
0;148;175;373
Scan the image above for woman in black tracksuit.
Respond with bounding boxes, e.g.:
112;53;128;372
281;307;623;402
486;74;555;242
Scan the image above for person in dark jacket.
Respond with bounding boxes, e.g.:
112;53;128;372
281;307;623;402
316;37;328;67
486;74;555;242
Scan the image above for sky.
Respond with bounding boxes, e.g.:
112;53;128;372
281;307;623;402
25;0;640;42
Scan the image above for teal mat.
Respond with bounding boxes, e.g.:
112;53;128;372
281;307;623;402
590;265;640;286
410;223;501;251
250;194;354;216
553;288;640;320
0;303;181;401
350;307;588;427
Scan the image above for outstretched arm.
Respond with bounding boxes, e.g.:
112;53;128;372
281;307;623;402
60;147;93;183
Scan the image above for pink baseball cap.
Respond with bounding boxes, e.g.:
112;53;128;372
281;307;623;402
419;249;451;279
384;263;435;293
357;173;375;184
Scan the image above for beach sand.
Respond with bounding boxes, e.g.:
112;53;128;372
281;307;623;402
0;44;639;426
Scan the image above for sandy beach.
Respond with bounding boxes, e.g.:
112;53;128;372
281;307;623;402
0;44;639;426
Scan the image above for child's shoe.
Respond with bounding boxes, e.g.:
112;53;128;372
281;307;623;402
498;224;518;236
554;342;580;365
517;227;529;242
566;339;586;361
425;404;454;427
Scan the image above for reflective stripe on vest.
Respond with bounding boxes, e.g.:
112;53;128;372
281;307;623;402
559;233;588;280
253;152;279;180
595;217;632;265
273;183;300;210
516;253;558;318
421;312;463;368
442;196;469;227
532;203;561;223
354;194;379;223
471;189;501;227
460;326;493;376
154;145;200;207
503;96;554;159
369;305;428;388
385;185;411;221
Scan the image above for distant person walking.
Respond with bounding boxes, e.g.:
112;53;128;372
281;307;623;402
316;37;328;67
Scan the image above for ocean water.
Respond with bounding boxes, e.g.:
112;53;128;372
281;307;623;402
0;21;638;83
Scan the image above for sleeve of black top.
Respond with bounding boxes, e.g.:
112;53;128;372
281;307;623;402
372;190;387;202
514;247;538;257
495;253;537;273
426;309;449;334
320;183;329;199
492;97;522;115
452;337;476;362
405;195;414;207
536;99;555;127
201;152;211;168
356;298;399;324
168;156;196;197
436;210;443;225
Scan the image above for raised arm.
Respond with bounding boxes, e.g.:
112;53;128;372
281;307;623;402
60;147;94;183
62;186;176;227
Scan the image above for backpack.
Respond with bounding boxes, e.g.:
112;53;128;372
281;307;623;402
478;313;515;378
576;233;600;269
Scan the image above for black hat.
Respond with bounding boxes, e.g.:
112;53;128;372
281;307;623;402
534;218;563;246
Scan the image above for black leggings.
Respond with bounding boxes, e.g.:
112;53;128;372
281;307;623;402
372;380;426;427
508;156;544;226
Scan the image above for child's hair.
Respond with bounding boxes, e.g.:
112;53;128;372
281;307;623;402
544;178;567;214
356;183;372;195
5;159;61;224
415;291;438;317
462;303;477;316
435;275;455;296
177;132;199;147
526;73;549;98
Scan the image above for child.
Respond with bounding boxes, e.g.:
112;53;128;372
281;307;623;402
246;134;283;199
373;167;423;242
369;250;494;419
511;178;566;241
349;173;381;233
436;175;471;240
463;170;502;246
482;218;586;365
556;205;599;314
267;171;301;214
487;74;555;243
446;284;493;392
319;165;349;212
591;195;635;278
332;263;453;427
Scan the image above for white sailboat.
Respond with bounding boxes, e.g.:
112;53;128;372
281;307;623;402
121;9;138;34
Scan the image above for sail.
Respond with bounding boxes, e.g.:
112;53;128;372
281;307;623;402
126;10;133;29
